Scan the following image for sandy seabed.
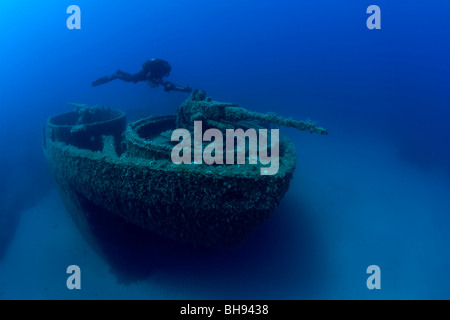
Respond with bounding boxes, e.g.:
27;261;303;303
1;132;449;299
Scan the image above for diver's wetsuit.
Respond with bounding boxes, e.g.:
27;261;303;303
91;58;192;93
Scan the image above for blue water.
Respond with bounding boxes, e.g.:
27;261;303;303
1;0;449;299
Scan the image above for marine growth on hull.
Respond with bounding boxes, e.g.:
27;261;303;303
43;90;327;248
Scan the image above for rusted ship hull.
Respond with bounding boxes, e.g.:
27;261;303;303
44;112;296;249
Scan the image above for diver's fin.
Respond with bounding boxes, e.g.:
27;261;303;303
91;75;115;87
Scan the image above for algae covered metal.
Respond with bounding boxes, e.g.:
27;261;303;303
44;90;327;248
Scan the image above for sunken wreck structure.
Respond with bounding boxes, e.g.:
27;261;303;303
44;90;327;249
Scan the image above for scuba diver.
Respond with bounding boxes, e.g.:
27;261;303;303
91;58;192;93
